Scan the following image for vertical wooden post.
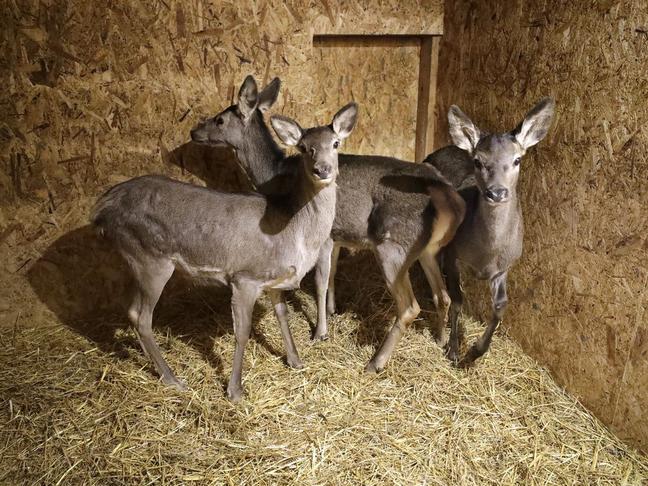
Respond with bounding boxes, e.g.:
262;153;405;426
415;35;441;162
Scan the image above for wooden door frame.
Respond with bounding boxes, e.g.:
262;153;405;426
313;34;441;162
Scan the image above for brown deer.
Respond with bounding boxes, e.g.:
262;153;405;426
423;98;555;367
92;103;358;401
191;76;465;373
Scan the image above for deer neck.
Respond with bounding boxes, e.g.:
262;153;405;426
296;161;336;211
235;113;286;188
477;188;522;245
286;160;337;238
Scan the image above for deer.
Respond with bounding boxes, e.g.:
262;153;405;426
422;98;555;367
190;76;465;374
91;102;358;402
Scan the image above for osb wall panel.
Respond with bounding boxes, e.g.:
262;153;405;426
437;0;648;452
313;43;419;161
0;1;442;323
312;0;444;35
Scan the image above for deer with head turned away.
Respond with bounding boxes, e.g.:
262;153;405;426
91;102;358;402
423;98;555;367
191;76;465;374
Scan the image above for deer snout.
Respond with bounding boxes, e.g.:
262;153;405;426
312;165;332;181
484;187;509;203
190;127;207;143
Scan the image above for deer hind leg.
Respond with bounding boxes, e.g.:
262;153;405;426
443;253;464;366
422;185;465;348
365;242;420;374
418;248;450;346
268;289;304;369
459;271;508;368
127;256;184;390
419;250;450;309
227;279;261;403
313;238;334;341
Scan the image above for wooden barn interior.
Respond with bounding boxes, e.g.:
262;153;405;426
1;0;647;483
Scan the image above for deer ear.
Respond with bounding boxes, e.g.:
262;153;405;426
238;75;258;119
448;105;480;153
513;97;555;149
257;78;281;113
332;102;358;139
271;115;303;146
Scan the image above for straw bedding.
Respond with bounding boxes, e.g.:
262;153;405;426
1;253;647;485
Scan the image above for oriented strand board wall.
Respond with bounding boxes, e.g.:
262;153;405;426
313;43;419;160
0;1;442;323
437;0;648;452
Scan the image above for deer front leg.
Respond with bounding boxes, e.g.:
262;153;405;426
268;289;304;369
313;238;334;341
443;253;464;366
227;280;261;403
459;271;507;368
327;243;340;317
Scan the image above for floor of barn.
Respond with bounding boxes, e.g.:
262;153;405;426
1;253;647;485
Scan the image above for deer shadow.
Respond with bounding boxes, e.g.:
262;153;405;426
26;225;289;383
26;141;292;388
163;141;255;193
291;249;445;351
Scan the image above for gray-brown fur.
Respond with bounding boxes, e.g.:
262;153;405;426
192;76;465;373
423;98;555;367
92;102;358;401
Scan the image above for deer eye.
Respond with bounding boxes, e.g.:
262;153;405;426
216;117;224;126
333;140;340;149
474;158;483;170
513;157;521;167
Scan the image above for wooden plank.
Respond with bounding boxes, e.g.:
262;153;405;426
415;36;441;162
426;36;441;154
313;34;422;48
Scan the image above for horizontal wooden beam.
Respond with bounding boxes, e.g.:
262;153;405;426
313;34;426;48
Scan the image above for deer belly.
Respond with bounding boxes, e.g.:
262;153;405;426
171;255;229;285
264;240;321;290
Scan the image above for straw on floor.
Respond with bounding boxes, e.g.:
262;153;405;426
1;255;647;485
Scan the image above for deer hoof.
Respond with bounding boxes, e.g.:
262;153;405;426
433;327;449;348
311;332;329;342
445;347;460;367
287;357;304;369
457;345;481;369
163;375;188;392
227;386;244;403
364;361;382;374
457;356;476;369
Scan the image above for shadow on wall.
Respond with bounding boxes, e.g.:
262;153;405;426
163;141;256;193
25;141;286;385
26;225;133;348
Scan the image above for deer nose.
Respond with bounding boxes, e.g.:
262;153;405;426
312;166;331;180
485;187;509;202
